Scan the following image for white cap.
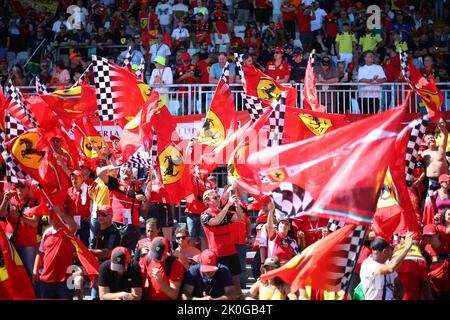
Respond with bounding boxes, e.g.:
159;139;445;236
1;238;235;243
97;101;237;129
427;19;434;25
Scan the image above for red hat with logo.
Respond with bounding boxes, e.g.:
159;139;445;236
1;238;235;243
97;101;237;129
181;52;191;61
200;249;219;272
439;174;450;184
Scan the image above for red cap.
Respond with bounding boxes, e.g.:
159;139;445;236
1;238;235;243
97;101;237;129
422;224;438;236
275;23;283;29
109;134;120;141
439;174;450;184
181;52;191;61
200;250;219;272
97;205;113;215
70;170;83;178
274;47;284;53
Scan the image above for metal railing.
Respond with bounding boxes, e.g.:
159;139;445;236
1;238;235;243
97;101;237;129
17;82;450;116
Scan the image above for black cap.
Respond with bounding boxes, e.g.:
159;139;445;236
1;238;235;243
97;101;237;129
370;237;390;251
150;236;169;261
321;56;331;64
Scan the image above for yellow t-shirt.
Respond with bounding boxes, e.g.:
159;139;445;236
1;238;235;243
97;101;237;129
359;33;382;52
335;32;356;54
90;177;110;207
395;40;408;53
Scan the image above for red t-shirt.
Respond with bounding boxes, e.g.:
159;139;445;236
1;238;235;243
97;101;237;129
65;187;91;219
6;197;39;247
201;208;237;257
269;230;297;262
291;216;328;248
324;14;338;38
384;55;401;82
197;59;212;84
185;177;214;215
230;36;244;50
296;10;312;32
145;256;184;300
39;228;76;283
213;12;228;34
255;0;269;9
228;205;249;245
107;178;141;226
265;60;291;81
195;21;211;45
424;238;450;292
281;3;296;21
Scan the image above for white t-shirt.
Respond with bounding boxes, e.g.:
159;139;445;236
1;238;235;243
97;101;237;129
52;20;71;33
156;3;173;26
311;8;327;31
149;43;171;63
171;27;189;40
149;67;173;94
357;64;386;98
360;255;397;300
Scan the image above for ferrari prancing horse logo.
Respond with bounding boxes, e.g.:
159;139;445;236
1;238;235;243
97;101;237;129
11;132;45;169
159;145;185;184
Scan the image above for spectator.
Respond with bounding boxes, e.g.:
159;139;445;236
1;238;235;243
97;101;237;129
69;24;91;58
264;46;291;83
172;0;189;25
51;24;71;60
271;0;283;24
182;249;235;300
98;246;142;300
209;52;236;83
262;22;277;50
229;30;244;53
245;28;262;58
193;12;211;49
194;0;209;20
149;34;171;64
7;63;27;86
253;0;271;29
335;23;356;69
65;170;91;247
310;1;327;41
144;236;184;300
27;26;50;75
201;188;243;299
197;42;211;61
356;51;387;114
359;26;383;55
114;24;132;46
172;227;201;270
125;16;141;38
91;26;114;57
50;60;71;86
292;213;329;249
236;0;250;25
289;47;306;84
156;0;173;34
52;12;71;34
360;233;414;300
37;60;51;85
383;46;402;82
280;0;296;39
118;38;145;67
313;55;339;111
274;23;292;47
211;4;230;52
174;52;201;114
90;3;106;32
246;256;296;300
421;55;441;82
391;31;408;53
171;20;189;51
149;55;173;106
68;52;85;84
296;4;314;53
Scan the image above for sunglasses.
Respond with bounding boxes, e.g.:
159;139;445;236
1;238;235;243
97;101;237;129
176;236;187;240
208;196;220;200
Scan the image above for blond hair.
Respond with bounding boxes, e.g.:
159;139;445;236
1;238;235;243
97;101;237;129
203;189;218;203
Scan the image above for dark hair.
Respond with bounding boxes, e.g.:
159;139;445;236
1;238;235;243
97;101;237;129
441;207;450;226
55;60;66;69
370;237;390;251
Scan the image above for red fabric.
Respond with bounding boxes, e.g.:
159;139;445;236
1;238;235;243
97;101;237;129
120;110;145;163
303;53;326;112
264;61;291;82
73;117;105;161
355;245;371;275
296;10;312;32
261;224;361;292
213;12;228;34
202;208;237;257
5;197;38;247
384;55;401;82
195;21;211;45
254;0;269;8
281;3;296;21
145;256;184;300
39;228;76;283
110;186;141;227
66;187;91;219
292;216;328;248
269;230;297;261
424;241;450;292
397;272;422;300
423;196;436;226
197;60;212;84
139;90;161;147
324;15;338;38
238;104;407;225
0;226;35;299
229;207;248;245
185;177;214;214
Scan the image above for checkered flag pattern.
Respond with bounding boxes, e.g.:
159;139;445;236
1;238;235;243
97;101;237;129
219;61;230;84
71;63;93;88
405;116;429;185
5;111;26;140
122;146;151;169
35;77;50;95
151;129;158;164
123;46;132;69
270;182;315;220
0;131;31;183
92;55;115;121
327;218;347;232
310;49;316;65
332;224;367;291
267;92;286;147
6;80;39;129
242;94;265;122
399;49;411;83
135;57;145;80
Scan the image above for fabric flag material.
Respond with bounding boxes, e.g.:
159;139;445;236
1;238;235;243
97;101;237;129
241;104;407;224
71;63;92;88
0;226;35;299
6;80;39;129
405;116;429;185
35;76;50;95
120;111;144;164
242;94;265;122
267;92;286;147
73;117;105;160
235;54;297;108
400;49;443;120
121;145;151;169
261;223;366;292
303;50;326;112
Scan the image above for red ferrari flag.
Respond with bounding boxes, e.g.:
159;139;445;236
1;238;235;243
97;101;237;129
73;117;105;160
140;90;162;147
0;226;35;300
400;49;443;120
303;50;326;112
241;104;407;225
261;223;364;292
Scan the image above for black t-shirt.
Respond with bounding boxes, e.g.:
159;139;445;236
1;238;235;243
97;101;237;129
114;32;132;46
98;260;141;293
290;59;307;82
184;263;233;298
89;224;121;251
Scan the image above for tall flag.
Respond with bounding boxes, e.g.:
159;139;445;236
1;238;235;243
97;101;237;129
73;117;105;160
235;53;297;108
35;77;50;95
0;226;35;299
303;49;326;112
239;104;407;224
92;55;151;125
261;223;367;292
267;92;286;147
121;145;151;169
242;94;265;122
405;115;429;185
6;80;39;129
400;49;443;120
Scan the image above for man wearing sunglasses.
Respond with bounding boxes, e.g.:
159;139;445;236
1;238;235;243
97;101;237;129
173;227;201;270
264;46;291;83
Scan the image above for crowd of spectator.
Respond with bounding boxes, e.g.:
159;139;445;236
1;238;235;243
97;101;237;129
0;0;448;94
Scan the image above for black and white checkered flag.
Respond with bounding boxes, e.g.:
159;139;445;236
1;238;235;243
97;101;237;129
71;63;93;88
0;131;31;183
135;57;145;80
267;92;286;147
219;61;230;84
242;94;265;122
92;55;116;121
234;53;245;87
399;48;410;83
122;146;151;169
327;218;347;232
270;182;315;220
6;80;39;129
5;111;26;139
405;116;429;185
151;129;158;164
123;46;132;69
35;77;50;95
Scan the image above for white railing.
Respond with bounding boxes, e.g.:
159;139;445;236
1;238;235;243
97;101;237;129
16;82;450;116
